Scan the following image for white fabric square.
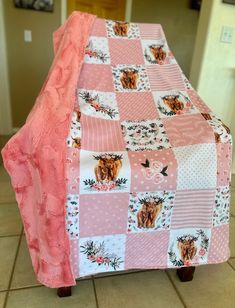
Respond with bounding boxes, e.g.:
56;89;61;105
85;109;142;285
66;111;81;148
80;150;131;194
79;234;126;276
65;194;79;238
173;143;217;189
85;36;110;64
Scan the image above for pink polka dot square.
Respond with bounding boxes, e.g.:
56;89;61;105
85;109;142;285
80;114;125;152
70;239;79;279
66;147;80;194
163;114;215;147
216;143;232;186
208;224;230;263
90;18;107;37
188;90;211;113
116;92;159;121
79;193;129;237
128;149;177;191
78;64;114;92
109;38;145;65
125;231;169;269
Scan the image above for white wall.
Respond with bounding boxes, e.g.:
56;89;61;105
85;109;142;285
190;0;235;172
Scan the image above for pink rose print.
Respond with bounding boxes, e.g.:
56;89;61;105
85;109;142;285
143;167;155;179
184;261;191;267
152;161;163;172
96;256;104;264
88;255;96;261
198;248;206;256
141;158;168;183
153;172;164;184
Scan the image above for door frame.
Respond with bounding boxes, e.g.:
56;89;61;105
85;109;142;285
61;0;133;23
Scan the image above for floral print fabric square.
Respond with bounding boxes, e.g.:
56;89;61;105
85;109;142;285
85;36;110;64
121;119;171;151
213;186;230;226
66;194;79;238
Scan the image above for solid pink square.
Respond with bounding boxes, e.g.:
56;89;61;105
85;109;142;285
66;147;80;194
90;18;107;37
70;239;79;279
79;193;129;237
163;114;215;147
78;64;114;92
207;224;230;264
80;114;125;152
128;148;177;191
125;231;169;269
116;92;159;121
216;143;232;186
109;38;145;65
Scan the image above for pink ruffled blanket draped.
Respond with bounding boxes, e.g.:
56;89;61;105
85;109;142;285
1;12;96;288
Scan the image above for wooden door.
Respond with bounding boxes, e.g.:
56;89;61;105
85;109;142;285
67;0;126;21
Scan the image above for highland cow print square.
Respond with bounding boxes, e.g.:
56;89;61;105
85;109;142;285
213;186;230;227
141;39;176;65
121;119;171;151
78;89;119;120
79;150;131;194
125;231;169;269
109;38;144;65
66;110;81;149
85;36;110;64
66;148;80;194
112;65;150;92
78;64;114;92
65;194;79;238
167;228;211;267
127;191;175;233
106;20;140;39
173;143;217;190
128;149;177;191
79;193;129;237
79;234;126;276
152;90;199;118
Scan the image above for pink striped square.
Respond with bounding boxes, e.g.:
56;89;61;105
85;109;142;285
78;64;114;92
163;114;215;147
188;90;211;113
80;114;125;151
207;224;230;263
146;65;186;91
128;149;177;192
109;39;145;65
125;231;169;269
90;18;107;37
216;143;232;186
138;23;165;40
79;193;129;237
116;92;159;121
66;148;80;194
170;189;215;229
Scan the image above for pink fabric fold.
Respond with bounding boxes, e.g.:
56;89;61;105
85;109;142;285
1;11;96;288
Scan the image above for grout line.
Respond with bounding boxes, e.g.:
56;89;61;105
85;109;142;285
227;261;235;271
8;285;42;292
92;269;151;280
0;234;22;239
165;270;187;308
3;227;23;308
91;276;99;308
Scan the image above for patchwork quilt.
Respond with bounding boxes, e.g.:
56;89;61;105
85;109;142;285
65;18;232;278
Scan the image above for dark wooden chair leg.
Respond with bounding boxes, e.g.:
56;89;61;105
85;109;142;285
57;286;72;297
177;266;195;282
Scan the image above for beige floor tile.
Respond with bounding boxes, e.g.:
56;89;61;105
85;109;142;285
230;216;235;257
0;236;19;291
0;165;10;182
0;203;21;236
227;258;235;270
168;263;235;308
95;270;183;308
6;280;96;308
0;292;6;308
11;236;40;289
0;182;16;204
232;174;235;189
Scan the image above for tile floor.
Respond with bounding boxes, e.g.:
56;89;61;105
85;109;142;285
0;164;234;308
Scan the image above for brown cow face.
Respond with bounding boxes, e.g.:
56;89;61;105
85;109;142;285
162;95;184;113
177;236;198;262
113;21;129;37
137;197;163;229
149;45;166;63
72;137;81;149
120;68;139;89
94;155;122;182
